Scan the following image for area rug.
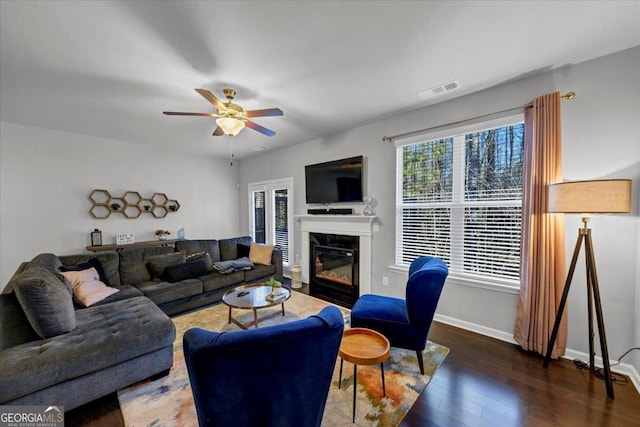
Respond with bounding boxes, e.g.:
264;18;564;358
117;292;448;427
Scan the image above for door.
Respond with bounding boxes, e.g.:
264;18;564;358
249;178;293;267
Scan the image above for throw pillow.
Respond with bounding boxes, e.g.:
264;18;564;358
185;251;205;262
163;260;210;283
147;252;186;279
59;257;111;286
237;243;251;258
249;242;274;266
13;267;76;338
186;251;214;270
60;268;119;307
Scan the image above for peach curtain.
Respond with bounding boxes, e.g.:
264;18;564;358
514;92;567;358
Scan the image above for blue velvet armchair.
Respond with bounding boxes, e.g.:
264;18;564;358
183;306;344;427
350;256;448;374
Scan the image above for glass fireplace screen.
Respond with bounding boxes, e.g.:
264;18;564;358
313;245;356;287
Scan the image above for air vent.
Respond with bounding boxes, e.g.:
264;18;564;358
253;145;270;151
417;79;461;100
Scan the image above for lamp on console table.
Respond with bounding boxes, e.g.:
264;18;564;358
543;179;631;399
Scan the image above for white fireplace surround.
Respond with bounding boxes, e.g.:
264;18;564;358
296;215;377;295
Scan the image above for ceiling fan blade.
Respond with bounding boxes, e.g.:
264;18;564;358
245;108;284;118
195;88;225;111
163;111;214;116
212;126;224;136
245;120;276;137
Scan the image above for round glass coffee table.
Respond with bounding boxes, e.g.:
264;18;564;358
222;283;291;330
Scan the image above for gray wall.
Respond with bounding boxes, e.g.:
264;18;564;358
238;47;640;374
0;122;241;288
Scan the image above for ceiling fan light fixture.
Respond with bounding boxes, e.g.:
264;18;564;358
165;88;280;137
216;117;245;136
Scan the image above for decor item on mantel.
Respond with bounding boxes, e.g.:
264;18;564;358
155;230;171;241
90;229;102;246
116;233;135;245
543;179;631;400
362;196;375;216
89;189;180;219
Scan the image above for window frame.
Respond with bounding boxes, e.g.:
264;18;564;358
394;113;524;294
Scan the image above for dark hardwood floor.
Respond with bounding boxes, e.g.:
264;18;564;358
66;292;640;426
401;323;640;427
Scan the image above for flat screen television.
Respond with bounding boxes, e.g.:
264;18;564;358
305;156;364;204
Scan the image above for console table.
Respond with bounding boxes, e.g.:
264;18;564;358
87;239;182;252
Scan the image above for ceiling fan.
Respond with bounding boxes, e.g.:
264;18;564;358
163;88;283;137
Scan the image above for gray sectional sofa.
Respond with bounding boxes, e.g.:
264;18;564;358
0;236;283;411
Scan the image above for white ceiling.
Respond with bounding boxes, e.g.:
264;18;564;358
1;1;639;159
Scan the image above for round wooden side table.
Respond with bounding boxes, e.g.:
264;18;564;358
338;327;391;423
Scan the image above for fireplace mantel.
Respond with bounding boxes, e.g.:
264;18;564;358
296;214;377;296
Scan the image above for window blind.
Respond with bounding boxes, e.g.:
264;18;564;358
395;115;524;285
274;189;289;264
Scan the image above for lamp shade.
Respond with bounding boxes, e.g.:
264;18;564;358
547;179;632;213
216;117;245;136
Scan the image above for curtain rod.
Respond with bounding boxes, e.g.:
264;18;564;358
382;91;575;142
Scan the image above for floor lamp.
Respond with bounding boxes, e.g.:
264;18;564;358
543;179;632;399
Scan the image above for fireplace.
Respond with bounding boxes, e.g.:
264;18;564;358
297;214;377;306
310;233;359;307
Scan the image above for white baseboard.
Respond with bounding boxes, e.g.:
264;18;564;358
433;313;640;395
434;314;518;345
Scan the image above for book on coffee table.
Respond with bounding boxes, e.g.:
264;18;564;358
266;292;287;302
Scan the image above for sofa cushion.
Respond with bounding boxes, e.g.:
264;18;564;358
175;240;221;263
119;246;175;285
60;252;121;288
148;252;186;279
13;267;76;338
219;236;252;261
0;293;40;350
60;268;119;307
163;260;210;283
135;279;203;306
199;270;245;293
0;296;175;404
59;257;111;286
249;242;274;266
244;264;277;283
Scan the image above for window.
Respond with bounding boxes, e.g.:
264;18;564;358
395;115;524;286
249;178;293;267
